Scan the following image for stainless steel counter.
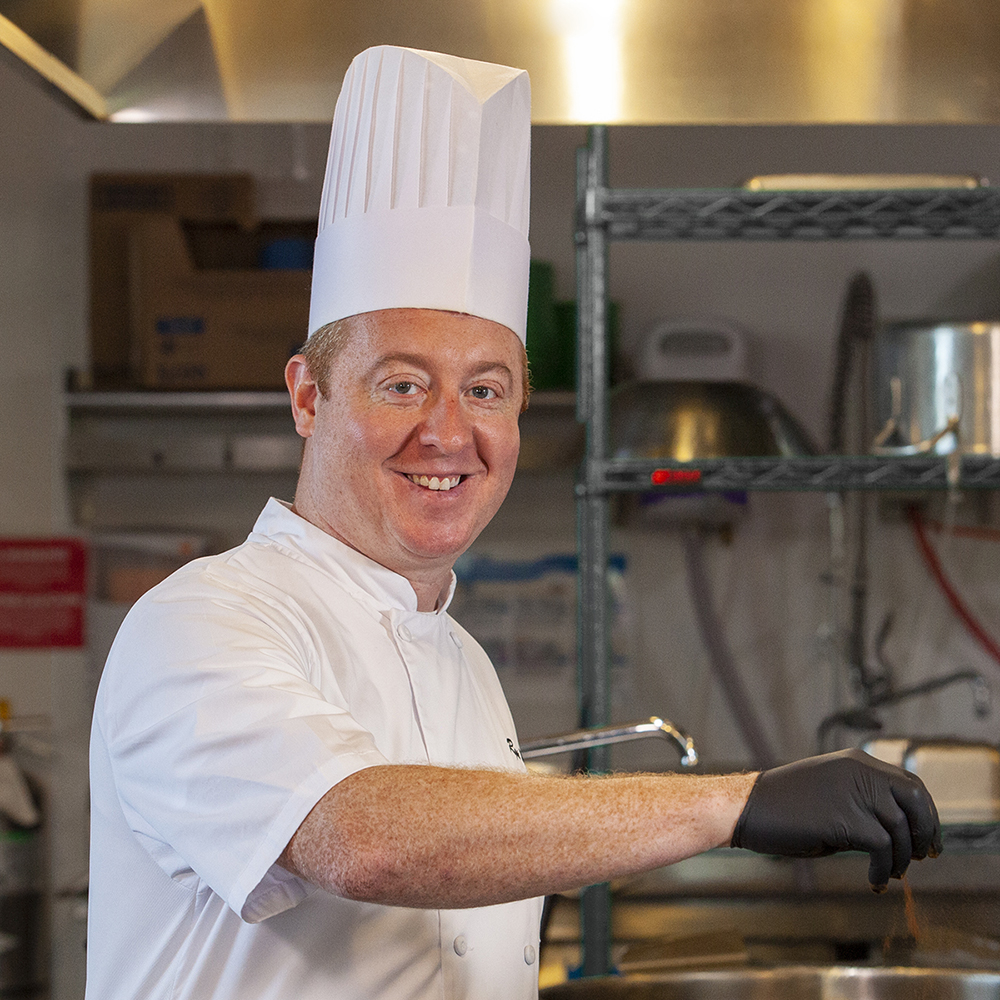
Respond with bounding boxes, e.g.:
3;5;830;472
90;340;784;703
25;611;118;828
540;843;1000;982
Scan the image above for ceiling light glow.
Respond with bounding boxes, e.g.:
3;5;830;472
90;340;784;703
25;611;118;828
109;106;159;122
549;0;626;123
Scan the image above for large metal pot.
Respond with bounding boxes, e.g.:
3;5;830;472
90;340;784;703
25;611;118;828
541;966;1000;999
871;322;1000;456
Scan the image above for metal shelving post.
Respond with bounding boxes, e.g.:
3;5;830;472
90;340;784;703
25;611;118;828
574;124;614;977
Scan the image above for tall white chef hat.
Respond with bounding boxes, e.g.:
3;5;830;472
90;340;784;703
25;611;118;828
308;46;532;343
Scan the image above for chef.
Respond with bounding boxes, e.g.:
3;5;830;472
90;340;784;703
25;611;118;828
86;45;941;1000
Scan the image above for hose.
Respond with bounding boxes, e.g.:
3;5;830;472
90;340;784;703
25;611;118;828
683;530;820;892
909;507;1000;672
924;520;1000;544
682;529;779;770
828;272;876;456
827;272;884;700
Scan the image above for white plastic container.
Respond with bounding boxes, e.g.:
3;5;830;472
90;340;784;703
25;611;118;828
864;738;1000;824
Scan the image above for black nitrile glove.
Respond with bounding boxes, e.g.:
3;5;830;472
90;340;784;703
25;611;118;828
731;748;942;892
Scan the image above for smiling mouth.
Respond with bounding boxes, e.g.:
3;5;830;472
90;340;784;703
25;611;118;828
406;474;464;491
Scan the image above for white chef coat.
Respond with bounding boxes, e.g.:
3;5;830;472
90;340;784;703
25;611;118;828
87;498;543;1000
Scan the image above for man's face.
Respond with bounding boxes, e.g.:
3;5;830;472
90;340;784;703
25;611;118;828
290;308;523;584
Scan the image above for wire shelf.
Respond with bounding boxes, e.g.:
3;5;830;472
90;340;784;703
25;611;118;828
593;187;1000;241
582;455;1000;494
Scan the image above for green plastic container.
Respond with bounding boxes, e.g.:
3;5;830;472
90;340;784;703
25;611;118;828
526;261;621;392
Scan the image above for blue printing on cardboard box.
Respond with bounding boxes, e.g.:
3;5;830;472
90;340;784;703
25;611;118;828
156;317;204;336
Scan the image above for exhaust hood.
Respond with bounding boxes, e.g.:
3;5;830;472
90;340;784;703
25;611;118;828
3;0;1000;124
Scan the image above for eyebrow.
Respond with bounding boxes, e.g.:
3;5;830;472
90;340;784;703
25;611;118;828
365;353;515;385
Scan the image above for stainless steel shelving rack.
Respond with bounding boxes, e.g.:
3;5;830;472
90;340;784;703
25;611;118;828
573;124;1000;976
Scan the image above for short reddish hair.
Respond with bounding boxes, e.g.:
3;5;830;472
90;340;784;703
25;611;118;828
301;314;532;412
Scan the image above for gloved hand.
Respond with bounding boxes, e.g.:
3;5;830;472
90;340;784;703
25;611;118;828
731;748;942;892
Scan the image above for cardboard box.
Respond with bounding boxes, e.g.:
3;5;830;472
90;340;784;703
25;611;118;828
127;214;310;389
89;173;312;390
90;174;257;387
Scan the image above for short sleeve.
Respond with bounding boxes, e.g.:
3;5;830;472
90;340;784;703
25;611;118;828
97;568;389;923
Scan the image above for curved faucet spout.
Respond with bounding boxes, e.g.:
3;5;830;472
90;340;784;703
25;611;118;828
519;716;698;768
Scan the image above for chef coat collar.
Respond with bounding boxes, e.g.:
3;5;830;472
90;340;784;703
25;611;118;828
252;498;457;615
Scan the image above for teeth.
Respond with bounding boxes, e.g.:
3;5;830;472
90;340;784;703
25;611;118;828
408;474;461;491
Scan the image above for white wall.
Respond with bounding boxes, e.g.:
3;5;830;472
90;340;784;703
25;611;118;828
3;55;1000;776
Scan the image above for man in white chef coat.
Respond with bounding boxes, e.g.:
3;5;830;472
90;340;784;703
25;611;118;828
87;46;940;1000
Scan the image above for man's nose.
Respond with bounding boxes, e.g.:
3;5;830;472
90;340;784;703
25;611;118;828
418;394;473;453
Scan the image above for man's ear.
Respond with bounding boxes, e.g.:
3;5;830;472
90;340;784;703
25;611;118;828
285;355;318;438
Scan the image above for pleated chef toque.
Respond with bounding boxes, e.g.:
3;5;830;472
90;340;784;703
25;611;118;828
308;46;532;343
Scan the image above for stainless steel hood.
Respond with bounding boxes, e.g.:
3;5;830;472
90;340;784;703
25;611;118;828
3;0;1000;124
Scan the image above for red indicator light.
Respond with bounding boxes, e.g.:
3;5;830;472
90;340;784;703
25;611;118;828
650;468;702;485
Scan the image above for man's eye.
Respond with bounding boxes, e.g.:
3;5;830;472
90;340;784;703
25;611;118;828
469;385;496;400
390;382;417;395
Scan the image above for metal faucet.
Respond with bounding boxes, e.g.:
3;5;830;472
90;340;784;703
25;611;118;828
818;669;991;748
519;716;698;768
816;608;993;750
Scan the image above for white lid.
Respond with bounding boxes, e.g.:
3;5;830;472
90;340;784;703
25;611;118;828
640;318;748;382
309;46;532;343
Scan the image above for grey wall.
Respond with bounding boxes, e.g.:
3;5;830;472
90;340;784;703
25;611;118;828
516;126;1000;768
3;53;1000;778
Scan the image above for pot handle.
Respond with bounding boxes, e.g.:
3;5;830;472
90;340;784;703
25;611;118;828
871;375;963;453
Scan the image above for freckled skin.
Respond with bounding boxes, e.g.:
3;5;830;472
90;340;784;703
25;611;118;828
281;765;758;909
286;309;523;611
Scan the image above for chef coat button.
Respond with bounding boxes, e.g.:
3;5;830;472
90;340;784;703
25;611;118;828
524;944;536;965
450;631;463;648
397;624;412;642
453;935;467;957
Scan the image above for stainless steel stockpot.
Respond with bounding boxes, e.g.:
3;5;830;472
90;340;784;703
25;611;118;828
872;321;1000;457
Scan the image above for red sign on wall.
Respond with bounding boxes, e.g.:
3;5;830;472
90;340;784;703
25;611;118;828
0;539;88;648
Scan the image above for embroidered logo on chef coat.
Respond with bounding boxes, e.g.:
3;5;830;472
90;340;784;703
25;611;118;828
507;738;522;760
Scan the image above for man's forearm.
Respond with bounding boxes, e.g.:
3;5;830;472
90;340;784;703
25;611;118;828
278;764;757;908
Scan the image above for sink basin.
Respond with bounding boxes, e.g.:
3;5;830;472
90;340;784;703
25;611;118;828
540;966;1000;999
